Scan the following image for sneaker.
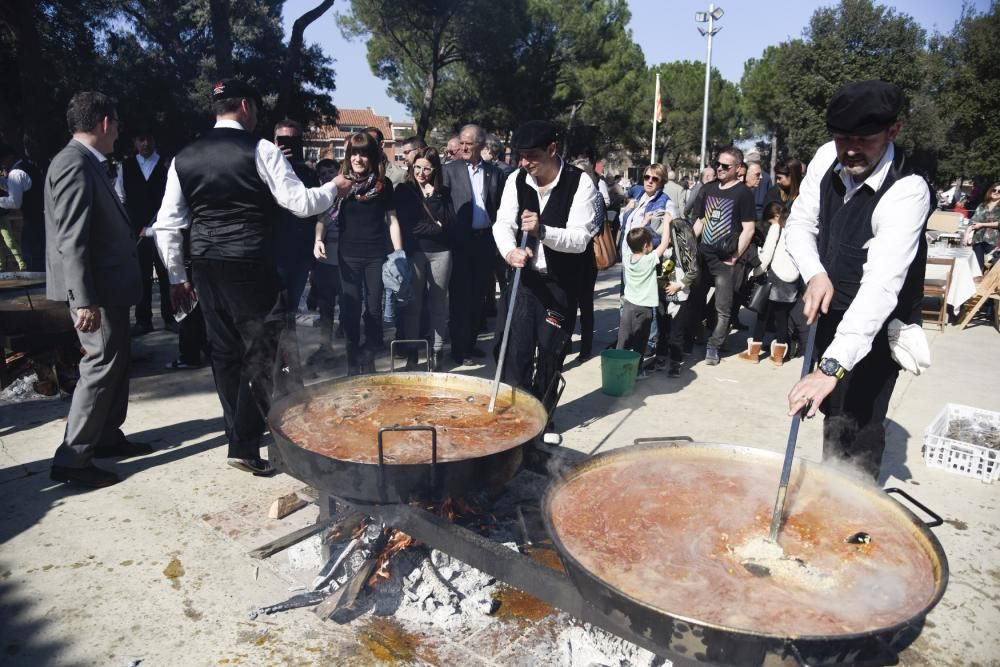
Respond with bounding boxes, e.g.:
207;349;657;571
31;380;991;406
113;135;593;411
705;347;720;365
636;369;651;380
130;322;154;337
667;362;681;377
165;358;200;370
654;356;668;371
226;457;276;476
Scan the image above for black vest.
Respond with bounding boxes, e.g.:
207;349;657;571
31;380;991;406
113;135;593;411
122;154;168;233
514;164;590;286
817;150;929;325
175;127;276;260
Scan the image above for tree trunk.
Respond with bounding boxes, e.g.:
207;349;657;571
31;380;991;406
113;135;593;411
209;0;234;79
276;0;336;122
416;65;437;140
770;131;778;178
4;0;45;156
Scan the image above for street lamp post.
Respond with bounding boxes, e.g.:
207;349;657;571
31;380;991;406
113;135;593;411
695;4;723;173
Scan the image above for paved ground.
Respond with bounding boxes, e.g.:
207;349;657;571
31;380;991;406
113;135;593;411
1;270;998;666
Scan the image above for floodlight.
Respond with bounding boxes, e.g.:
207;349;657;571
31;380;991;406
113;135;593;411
695;11;708;22
711;7;724;20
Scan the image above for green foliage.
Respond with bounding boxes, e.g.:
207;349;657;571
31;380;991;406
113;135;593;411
652;60;740;170
0;0;337;160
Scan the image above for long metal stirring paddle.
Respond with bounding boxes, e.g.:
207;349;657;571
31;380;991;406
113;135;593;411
767;322;819;542
488;233;530;413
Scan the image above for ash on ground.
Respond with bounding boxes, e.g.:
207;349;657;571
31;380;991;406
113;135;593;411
268;467;668;665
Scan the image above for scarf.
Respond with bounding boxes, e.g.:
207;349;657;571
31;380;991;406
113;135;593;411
326;172;384;226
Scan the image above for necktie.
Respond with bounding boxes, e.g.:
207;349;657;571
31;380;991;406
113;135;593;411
105;160;117;180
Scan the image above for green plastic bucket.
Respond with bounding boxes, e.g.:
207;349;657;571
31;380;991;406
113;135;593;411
601;349;641;396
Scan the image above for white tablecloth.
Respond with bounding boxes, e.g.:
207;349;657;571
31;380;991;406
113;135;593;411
927;245;982;309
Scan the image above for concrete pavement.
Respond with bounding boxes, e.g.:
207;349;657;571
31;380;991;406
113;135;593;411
1;270;997;666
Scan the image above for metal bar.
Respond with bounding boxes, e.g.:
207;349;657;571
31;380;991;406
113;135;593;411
377;425;438;492
885;488;944;528
489;233;530;413
767;323;818;542
355;500;690;663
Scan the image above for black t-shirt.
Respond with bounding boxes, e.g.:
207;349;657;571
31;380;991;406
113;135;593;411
338;179;395;259
696;181;756;251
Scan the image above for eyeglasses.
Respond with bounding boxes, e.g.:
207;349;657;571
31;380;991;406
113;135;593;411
992;187;1000;193
714;162;735;171
414;166;434;174
644;175;661;183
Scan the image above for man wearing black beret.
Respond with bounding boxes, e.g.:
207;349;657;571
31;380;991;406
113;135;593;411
153;78;348;476
493;120;602;416
785;80;933;481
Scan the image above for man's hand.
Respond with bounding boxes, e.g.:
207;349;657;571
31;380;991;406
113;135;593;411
74;306;101;333
520;210;542;237
170;281;196;313
787;369;838;418
802;272;834;325
665;281;683;296
721;256;737;266
506;247;534;268
280;146;294;160
332;174;352;197
314;239;327;260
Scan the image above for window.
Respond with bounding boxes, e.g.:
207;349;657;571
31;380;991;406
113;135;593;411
334;147;345;159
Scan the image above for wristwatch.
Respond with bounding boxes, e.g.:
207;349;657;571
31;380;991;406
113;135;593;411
818;357;847;380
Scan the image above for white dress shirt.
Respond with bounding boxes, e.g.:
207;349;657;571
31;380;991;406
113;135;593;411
466;160;491;230
0;161;32;210
785;140;931;371
493;160;601;273
153;119;339;285
136;152;160;181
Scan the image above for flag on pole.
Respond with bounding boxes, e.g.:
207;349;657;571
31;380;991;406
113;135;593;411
654;73;663;123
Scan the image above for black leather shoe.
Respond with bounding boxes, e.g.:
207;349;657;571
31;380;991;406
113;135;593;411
163;320;181;334
227;457;276;476
50;464;120;488
467;346;486;359
130;322;153;337
93;439;154;458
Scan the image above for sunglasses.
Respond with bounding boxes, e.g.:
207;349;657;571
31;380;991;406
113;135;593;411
644;175;661;182
714;162;735;171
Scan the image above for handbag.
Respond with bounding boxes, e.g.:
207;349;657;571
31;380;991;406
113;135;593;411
747;279;772;313
593;217;618;270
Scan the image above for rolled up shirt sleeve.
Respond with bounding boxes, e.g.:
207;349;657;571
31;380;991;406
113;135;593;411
255;140;338;217
823;175;931;370
542;175;600;254
493;169;521;259
152;159;191;285
785;141;837;284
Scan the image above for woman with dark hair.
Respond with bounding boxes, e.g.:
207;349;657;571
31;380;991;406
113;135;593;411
763;159;804;213
316;132;403;374
569;156;605;362
966;181;1000;271
394;147;454;369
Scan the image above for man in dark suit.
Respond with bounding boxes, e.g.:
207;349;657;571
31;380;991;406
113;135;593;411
123;128;175;334
442;124;503;363
46;91;151;488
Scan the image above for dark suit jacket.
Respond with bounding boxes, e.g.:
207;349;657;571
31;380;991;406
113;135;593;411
45;141;143;308
441;159;503;246
122;153;169;233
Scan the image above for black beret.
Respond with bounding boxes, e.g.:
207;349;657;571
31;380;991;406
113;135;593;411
211;78;262;107
511;120;562;150
826;80;903;136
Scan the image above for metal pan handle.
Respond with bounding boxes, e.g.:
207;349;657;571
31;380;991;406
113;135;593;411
389;339;431;372
885;487;944;528
377;426;439;498
632;436;694;446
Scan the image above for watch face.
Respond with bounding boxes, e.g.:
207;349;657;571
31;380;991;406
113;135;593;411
820;358;840;376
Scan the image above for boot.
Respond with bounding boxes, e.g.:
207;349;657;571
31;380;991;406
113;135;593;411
770;341;788;366
738;339;762;364
346;343;361;376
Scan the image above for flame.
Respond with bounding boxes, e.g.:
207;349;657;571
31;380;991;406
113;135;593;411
368;529;417;585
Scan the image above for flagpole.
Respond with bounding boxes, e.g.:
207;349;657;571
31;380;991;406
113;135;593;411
650;73;659;164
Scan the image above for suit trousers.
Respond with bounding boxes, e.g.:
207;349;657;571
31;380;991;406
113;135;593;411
53;305;131;468
192;259;283;460
135;237;174;325
817;311;900;481
450;230;495;358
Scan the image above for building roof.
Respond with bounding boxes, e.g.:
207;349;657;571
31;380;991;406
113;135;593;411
307;107;398;143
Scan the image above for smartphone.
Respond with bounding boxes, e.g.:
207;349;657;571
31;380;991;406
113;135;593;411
275;135;304;161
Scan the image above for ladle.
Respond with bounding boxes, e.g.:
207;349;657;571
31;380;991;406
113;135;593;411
488;232;529;413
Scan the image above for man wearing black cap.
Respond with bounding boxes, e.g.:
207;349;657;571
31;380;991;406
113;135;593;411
493;120;601;412
785;80;932;481
153;78;346;476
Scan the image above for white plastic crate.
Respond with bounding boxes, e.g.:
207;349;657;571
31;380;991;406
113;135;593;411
922;403;1000;483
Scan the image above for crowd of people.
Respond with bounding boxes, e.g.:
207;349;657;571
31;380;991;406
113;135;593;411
20;77;952;489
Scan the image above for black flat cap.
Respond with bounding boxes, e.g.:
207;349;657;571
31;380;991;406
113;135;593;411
826;80;903;136
211;78;262;107
511;120;561;150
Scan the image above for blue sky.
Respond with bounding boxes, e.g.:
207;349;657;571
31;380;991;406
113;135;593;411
281;0;984;122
